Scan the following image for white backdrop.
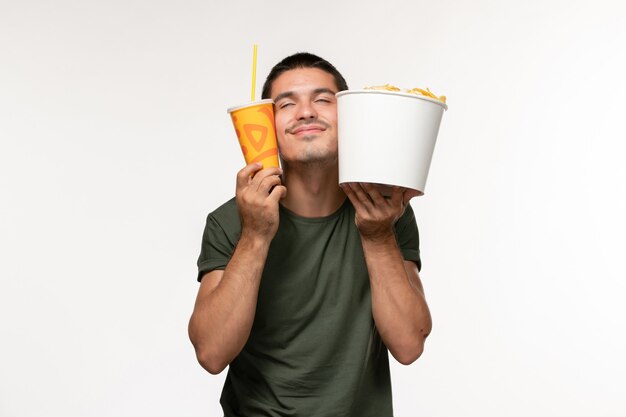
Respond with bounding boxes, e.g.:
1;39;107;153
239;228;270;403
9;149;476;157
2;0;625;416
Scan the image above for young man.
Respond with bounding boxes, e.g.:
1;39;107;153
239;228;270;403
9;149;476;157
189;52;432;416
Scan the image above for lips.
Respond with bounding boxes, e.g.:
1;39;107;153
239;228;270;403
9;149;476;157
291;125;325;135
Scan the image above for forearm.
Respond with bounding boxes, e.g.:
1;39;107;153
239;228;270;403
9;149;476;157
362;233;432;365
189;233;270;374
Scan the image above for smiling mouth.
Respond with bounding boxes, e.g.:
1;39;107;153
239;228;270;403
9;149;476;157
292;126;325;135
287;120;330;136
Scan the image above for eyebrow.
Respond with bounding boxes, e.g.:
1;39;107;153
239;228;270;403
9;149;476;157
273;88;337;103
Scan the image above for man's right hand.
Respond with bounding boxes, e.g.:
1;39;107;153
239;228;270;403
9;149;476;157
236;162;286;241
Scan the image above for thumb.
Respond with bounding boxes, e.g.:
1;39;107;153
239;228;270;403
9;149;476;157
268;185;287;204
403;189;420;205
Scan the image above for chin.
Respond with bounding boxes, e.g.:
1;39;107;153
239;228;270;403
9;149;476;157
283;151;337;168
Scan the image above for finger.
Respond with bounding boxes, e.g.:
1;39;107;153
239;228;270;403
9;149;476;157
258;174;282;193
341;183;366;212
403;188;420;205
250;167;283;191
267;185;287;204
361;183;387;206
377;184;394;199
349;183;374;207
390;186;404;208
250;166;283;189
346;183;375;215
237;162;263;188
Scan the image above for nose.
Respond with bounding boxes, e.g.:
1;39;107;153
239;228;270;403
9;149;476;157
296;100;317;120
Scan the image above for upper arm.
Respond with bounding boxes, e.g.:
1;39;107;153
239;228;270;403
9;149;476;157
196;200;241;282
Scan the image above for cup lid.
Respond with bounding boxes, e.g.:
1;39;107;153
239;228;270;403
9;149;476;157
227;99;274;113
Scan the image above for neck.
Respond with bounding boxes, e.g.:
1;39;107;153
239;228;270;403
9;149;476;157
280;161;346;218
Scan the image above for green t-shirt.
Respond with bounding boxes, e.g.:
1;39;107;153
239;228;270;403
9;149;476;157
197;197;421;417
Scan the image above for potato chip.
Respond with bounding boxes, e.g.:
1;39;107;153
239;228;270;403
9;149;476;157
364;84;446;104
406;87;447;104
364;84;401;92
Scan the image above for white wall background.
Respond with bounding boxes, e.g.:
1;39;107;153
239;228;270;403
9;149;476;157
1;0;625;416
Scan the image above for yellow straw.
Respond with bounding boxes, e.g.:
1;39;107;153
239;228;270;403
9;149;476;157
251;44;258;101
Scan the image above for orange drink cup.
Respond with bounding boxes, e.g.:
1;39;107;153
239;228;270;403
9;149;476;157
227;99;280;169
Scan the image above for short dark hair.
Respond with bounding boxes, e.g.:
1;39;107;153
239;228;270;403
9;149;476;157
261;52;348;99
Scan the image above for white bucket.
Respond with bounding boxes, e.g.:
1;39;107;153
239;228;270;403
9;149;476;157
336;89;447;196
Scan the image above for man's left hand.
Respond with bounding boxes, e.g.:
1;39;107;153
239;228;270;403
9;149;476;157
341;183;415;241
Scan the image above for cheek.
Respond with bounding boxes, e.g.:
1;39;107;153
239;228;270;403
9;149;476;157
274;123;288;150
321;108;337;128
274;113;289;135
274;118;285;137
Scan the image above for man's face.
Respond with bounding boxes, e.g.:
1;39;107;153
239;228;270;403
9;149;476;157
270;68;339;167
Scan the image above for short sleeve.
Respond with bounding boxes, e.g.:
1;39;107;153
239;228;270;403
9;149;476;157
196;198;241;281
394;204;421;271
